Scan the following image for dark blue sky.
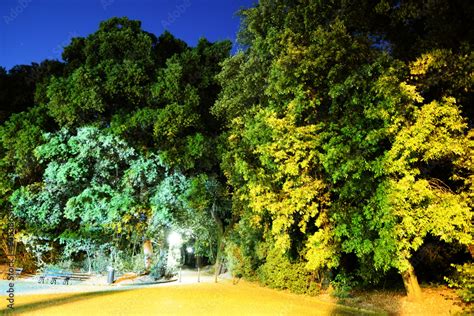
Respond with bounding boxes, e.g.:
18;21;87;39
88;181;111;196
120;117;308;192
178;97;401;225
0;0;256;71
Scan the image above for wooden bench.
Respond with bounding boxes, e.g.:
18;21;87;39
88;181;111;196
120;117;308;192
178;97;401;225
1;267;23;279
38;270;92;285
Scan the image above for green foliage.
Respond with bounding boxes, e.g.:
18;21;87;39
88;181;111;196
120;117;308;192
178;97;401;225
0;60;64;122
110;37;231;173
114;252;144;274
17;232;55;268
1;18;231;276
330;274;356;299
225;241;256;279
257;247;320;295
10;127;138;259
445;263;474;304
216;0;473;297
150;250;169;279
9;125;224;273
2;4;473;300
47;18;157;127
0;105;52;262
0;105;50;185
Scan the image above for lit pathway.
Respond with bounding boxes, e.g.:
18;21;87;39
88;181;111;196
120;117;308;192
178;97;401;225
1;270;378;315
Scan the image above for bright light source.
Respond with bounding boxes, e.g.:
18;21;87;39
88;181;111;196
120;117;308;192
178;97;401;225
168;231;182;246
186;246;193;254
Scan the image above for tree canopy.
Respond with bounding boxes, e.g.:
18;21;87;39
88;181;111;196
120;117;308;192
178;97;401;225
214;0;473;298
0;2;472;300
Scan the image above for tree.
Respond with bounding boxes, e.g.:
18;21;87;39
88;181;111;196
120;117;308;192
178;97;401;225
111;37;231;171
109;36;234;272
0;105;53;266
3;18;232;273
215;0;473;298
9;126;224;274
46;17;158;127
0;61;64;123
375;97;472;298
10;127;137;266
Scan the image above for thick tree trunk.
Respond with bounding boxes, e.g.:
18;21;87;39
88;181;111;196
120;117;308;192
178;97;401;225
143;239;153;273
401;263;422;300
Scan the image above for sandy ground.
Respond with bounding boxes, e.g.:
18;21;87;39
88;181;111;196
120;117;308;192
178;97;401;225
1;270;373;316
0;269;468;315
340;286;470;315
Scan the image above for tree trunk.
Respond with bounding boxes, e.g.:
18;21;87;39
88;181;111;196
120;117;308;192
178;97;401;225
86;249;92;274
468;243;474;259
0;239;9;258
211;202;224;283
401;263;422;300
143;239;153;273
214;236;225;283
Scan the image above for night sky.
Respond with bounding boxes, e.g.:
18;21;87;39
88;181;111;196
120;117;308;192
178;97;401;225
0;0;256;71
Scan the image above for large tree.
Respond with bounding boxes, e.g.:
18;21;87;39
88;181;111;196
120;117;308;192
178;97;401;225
9;126;214;272
0;105;54;266
46;17;159;127
4;17;233;272
0;60;64;123
215;0;473;298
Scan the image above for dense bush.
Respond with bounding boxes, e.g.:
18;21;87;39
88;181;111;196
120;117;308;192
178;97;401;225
225;241;257;280
256;248;319;295
113;252;144;274
330;274;357;298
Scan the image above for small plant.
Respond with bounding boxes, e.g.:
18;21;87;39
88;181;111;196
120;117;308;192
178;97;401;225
43;260;71;272
331;274;356;299
150;251;168;279
91;249;110;274
113;251;143;274
225;242;256;280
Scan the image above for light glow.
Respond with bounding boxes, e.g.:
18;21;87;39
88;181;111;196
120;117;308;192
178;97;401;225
168;231;182;246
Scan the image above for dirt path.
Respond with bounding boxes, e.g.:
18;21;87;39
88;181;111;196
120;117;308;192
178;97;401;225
0;269;223;295
1;270;374;315
2;269;467;315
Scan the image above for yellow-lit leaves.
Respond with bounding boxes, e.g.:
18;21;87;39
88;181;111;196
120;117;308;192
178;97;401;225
409;52;438;76
237;107;330;256
386;97;467;175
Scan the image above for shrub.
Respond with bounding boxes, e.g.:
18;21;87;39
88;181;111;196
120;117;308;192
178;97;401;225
256;247;319;295
90;249;110;274
150;250;168;279
225;241;256;280
114;252;143;274
445;263;474;303
330;273;356;298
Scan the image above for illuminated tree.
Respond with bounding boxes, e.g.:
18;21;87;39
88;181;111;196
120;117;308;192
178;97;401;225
215;0;473;298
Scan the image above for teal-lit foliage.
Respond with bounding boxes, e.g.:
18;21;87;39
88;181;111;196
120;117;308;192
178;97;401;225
9;126;221;267
1;17;232;271
10;127;137;261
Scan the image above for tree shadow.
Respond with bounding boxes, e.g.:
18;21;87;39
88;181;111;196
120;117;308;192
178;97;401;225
1;288;133;315
335;289;402;316
329;307;382;315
